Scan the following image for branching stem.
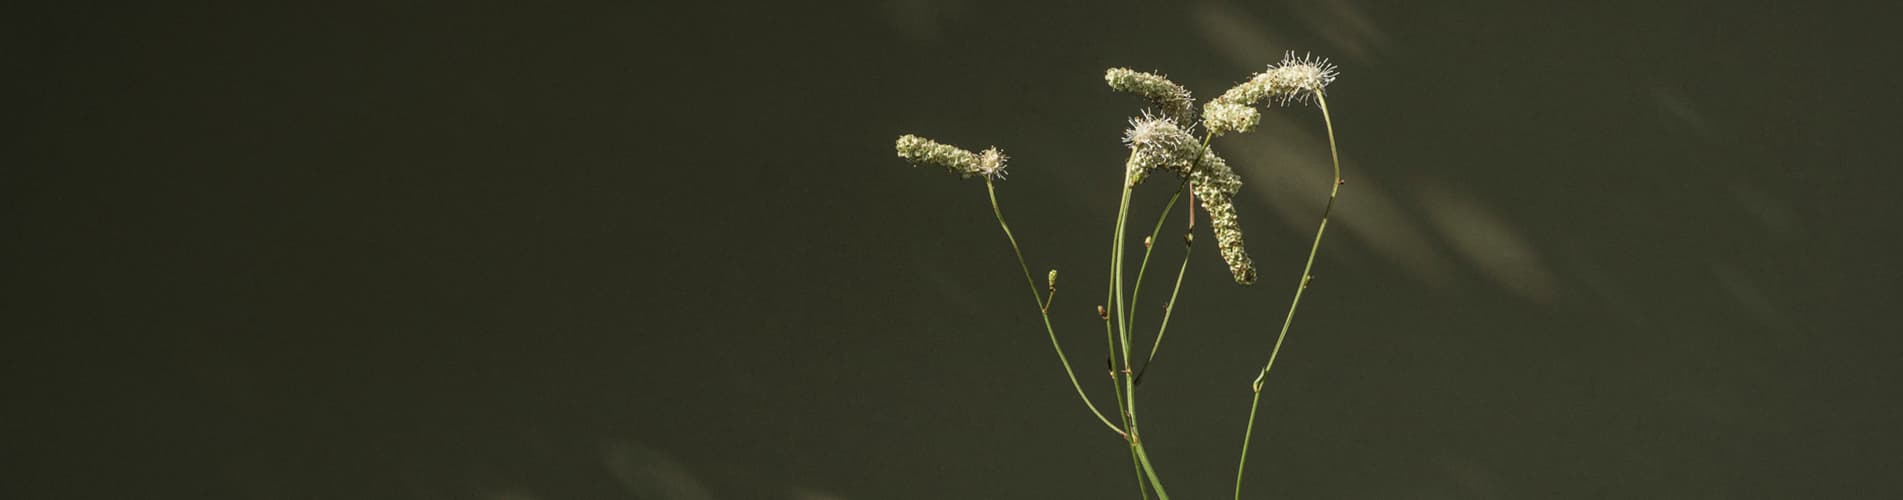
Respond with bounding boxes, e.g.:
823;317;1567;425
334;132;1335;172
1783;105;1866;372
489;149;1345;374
985;178;1124;436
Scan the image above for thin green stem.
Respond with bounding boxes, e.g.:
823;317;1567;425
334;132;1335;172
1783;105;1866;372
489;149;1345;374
1104;153;1148;499
1233;92;1343;500
1114;186;1134;376
1125;178;1187;345
1112;352;1144;500
1113;169;1170;500
1235;388;1265;498
1129;444;1150;500
985;179;1124;436
1137;231;1192;384
1133;438;1171;499
1135;134;1214;382
1115;130;1220;500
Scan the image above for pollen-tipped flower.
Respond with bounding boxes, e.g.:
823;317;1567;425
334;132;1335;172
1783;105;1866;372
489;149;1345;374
1105;68;1197;125
1203;52;1339;136
1122;115;1258;284
895;134;1008;180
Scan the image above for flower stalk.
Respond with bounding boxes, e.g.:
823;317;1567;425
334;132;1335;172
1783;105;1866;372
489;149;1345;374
892;53;1347;500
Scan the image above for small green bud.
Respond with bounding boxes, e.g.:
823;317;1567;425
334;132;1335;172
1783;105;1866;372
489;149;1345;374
1047;269;1058;290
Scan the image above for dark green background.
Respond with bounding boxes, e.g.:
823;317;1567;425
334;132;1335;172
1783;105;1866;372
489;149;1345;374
10;1;1901;498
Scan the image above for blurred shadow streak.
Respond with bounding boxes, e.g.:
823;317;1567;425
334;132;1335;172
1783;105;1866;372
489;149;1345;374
1194;1;1386;68
1195;4;1558;304
1707;262;1792;332
1415;179;1558;305
1433;454;1505;499
1221;116;1456;289
1285;0;1388;64
789;486;851;500
1193;4;1295;69
1726;181;1798;239
881;0;971;44
1650;85;1721;143
1198;1;1467;290
603;441;716;500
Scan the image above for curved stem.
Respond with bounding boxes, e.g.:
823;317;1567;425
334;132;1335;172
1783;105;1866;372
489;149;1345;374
1234;92;1343;500
986;179;1124;436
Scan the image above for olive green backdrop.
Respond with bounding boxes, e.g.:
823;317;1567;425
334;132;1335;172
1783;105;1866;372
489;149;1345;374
9;1;1900;498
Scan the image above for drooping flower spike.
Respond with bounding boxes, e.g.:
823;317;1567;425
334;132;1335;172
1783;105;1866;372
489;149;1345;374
1123;115;1257;285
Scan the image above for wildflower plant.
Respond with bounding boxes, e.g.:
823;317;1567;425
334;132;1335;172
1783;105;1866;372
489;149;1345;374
894;52;1347;499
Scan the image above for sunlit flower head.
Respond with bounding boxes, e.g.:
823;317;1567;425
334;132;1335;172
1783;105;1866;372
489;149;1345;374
1105;68;1197;125
1121;114;1257;284
895;134;1008;181
1203;51;1339;136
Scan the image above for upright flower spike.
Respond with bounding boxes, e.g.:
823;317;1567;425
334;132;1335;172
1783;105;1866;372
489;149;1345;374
1123;115;1258;284
1203;52;1339;136
895;134;1009;180
1105;68;1197;125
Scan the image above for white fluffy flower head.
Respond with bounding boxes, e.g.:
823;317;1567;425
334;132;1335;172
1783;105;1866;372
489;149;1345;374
1203;51;1340;136
1122;114;1197;186
1265;51;1338;104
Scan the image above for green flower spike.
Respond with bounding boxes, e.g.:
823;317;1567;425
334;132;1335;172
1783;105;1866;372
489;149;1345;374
895;134;1008;180
1105;68;1197;125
